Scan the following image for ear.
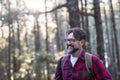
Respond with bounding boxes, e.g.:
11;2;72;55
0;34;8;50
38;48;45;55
80;39;85;46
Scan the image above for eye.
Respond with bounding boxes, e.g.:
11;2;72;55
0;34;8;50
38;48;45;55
64;39;76;42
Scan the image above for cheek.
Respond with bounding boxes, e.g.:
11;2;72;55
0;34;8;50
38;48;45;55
78;44;81;48
75;42;81;48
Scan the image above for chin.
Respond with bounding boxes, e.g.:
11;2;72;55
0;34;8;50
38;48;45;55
66;48;79;54
66;49;73;54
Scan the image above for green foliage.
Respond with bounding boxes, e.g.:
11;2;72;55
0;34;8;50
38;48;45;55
14;53;34;80
0;47;8;80
13;51;56;80
35;51;54;62
0;11;19;25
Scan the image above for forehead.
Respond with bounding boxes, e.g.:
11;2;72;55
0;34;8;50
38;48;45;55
67;32;74;38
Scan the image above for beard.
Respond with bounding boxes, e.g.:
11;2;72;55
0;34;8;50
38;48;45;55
66;48;79;54
66;44;79;54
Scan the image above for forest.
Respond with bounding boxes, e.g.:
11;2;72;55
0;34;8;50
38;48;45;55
0;0;120;80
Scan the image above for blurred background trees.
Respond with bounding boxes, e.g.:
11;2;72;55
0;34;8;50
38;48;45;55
0;0;120;80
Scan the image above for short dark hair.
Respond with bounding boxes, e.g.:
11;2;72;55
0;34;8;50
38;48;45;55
67;27;86;41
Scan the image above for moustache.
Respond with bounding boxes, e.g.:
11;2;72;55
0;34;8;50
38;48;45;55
67;44;74;48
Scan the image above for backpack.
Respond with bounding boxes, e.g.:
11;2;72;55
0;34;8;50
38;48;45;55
61;52;96;79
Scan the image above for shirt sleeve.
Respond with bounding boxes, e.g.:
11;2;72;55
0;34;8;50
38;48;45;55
54;57;63;80
92;55;113;80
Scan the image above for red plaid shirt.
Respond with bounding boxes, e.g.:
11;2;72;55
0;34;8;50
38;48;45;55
54;50;112;80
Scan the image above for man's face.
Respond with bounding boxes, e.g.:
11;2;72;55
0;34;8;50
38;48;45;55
65;32;82;54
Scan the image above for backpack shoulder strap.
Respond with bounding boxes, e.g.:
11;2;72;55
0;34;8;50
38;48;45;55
85;52;96;80
85;52;93;73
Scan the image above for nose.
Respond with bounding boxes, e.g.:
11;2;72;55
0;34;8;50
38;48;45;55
66;40;72;44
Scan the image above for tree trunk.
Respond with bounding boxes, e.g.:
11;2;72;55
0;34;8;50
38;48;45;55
17;19;21;55
25;32;29;53
14;0;21;75
67;0;80;28
103;6;117;79
84;0;90;51
11;24;15;80
119;0;120;20
34;15;40;52
54;0;64;52
8;23;12;80
80;0;85;29
45;0;50;80
93;0;105;63
34;15;42;80
7;0;12;79
54;0;61;51
109;0;120;79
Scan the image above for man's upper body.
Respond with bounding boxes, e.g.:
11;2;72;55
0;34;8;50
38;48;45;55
54;27;113;80
54;50;113;80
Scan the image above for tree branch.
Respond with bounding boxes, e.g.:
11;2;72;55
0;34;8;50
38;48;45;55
79;10;94;16
22;3;67;15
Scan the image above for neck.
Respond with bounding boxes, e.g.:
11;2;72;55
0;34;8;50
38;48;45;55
72;48;83;57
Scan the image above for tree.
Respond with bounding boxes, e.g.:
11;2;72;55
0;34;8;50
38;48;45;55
34;14;42;80
93;0;105;63
45;0;50;80
109;0;120;79
7;0;12;80
66;0;80;28
80;0;85;29
84;0;90;51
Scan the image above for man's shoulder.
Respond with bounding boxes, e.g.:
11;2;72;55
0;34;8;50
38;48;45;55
59;55;69;62
92;54;100;60
61;55;69;60
85;52;101;62
90;54;104;64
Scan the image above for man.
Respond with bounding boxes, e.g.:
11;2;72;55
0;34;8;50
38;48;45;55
54;27;112;80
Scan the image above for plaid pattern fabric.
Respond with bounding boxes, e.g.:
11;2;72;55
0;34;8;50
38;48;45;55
54;50;112;80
